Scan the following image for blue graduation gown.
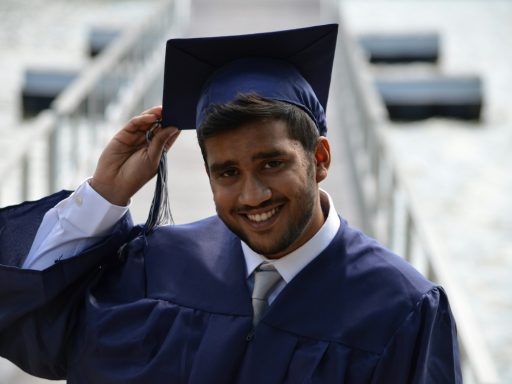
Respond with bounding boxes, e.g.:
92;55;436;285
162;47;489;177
0;191;462;383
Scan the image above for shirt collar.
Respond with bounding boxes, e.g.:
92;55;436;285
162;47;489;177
242;190;340;283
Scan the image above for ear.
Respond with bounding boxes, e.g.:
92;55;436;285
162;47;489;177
314;137;331;183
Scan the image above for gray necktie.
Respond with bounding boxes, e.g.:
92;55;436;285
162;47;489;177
251;262;282;327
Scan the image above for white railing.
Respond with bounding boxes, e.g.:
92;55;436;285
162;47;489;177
0;0;188;207
334;8;500;384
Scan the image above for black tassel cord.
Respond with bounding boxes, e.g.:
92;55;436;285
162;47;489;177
144;120;174;234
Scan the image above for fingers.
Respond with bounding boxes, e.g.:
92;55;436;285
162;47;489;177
120;107;180;164
147;126;180;162
140;105;162;116
126;113;161;133
122;105;162;133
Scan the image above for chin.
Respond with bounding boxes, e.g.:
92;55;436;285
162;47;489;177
236;228;300;258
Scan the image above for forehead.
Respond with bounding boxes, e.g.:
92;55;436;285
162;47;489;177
203;120;300;165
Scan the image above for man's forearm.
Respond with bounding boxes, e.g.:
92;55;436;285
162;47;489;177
23;180;129;270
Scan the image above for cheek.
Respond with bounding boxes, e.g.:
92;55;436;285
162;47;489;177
210;184;236;211
280;165;312;188
211;186;224;206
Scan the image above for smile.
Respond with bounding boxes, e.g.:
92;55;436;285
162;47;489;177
246;207;278;223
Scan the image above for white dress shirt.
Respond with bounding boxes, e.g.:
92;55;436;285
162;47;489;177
23;181;341;305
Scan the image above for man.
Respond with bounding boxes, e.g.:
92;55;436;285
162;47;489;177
0;25;461;383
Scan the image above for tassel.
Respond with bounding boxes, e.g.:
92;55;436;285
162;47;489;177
143;120;174;235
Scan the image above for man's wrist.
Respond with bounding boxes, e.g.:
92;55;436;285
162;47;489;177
88;178;130;207
56;179;130;236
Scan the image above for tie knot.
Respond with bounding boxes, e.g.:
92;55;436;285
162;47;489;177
257;262;276;272
252;262;282;301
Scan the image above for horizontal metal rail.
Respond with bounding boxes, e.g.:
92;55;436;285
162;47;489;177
335;6;500;384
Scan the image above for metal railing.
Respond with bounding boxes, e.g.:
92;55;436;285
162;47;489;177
0;0;187;207
334;8;500;384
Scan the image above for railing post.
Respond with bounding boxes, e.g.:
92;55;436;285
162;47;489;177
21;154;30;201
386;172;396;250
48;122;60;193
404;211;414;262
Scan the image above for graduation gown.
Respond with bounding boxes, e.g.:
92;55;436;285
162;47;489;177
0;191;462;383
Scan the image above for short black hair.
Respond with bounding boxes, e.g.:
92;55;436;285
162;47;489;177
197;94;320;162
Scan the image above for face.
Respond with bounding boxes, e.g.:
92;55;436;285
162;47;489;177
204;119;330;259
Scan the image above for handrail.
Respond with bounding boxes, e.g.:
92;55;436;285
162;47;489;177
0;0;186;207
335;6;500;384
53;4;166;116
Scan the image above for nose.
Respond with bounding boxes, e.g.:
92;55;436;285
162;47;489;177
238;175;272;207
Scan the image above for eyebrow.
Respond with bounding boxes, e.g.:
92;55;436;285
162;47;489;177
209;160;237;174
251;150;288;161
208;150;289;174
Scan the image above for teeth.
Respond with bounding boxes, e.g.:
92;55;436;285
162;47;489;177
247;208;277;223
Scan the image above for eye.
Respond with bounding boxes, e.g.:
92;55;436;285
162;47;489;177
263;160;283;169
220;168;239;178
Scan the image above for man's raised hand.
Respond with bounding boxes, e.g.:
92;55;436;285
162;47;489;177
90;106;180;206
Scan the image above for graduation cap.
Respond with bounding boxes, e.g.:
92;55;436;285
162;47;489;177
161;23;339;136
145;24;338;233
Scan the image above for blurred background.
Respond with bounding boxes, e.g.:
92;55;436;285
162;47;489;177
0;0;510;383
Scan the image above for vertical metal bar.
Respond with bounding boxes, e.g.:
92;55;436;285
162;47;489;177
48;124;59;193
386;172;396;250
426;254;437;282
370;132;379;225
21;154;30;201
72;111;80;178
404;210;413;262
87;86;98;149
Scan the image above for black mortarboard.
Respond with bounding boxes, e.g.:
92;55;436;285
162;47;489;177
161;24;338;136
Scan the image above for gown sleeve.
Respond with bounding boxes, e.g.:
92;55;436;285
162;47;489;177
23;181;129;270
0;191;134;379
371;287;462;384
